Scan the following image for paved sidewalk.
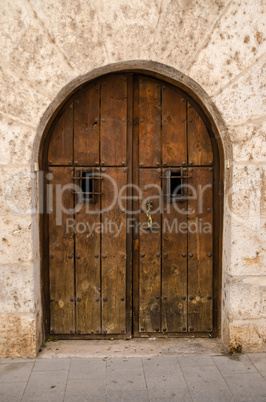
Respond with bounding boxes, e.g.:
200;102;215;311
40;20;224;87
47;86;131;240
0;353;266;401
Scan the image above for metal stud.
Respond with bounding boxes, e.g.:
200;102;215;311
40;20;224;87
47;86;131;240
207;296;212;300
76;330;81;334
68;161;72;165
121;254;125;258
103;297;108;302
189;119;193;123
70;297;74;302
164;253;168;258
95;162;99;166
182;327;186;331
139;163;143;167
140;119;143;123
123;168;127;173
181;253;186;258
76;255;81;259
163;296;167;300
189;253;193;258
189;296;194;300
190;327;194;331
164;119;166;123
103;254;107;258
68;254;73;259
121;329;125;333
96;298;100;302
182;98;185;102
162;328;166;332
49;168;53;173
155;295;160;300
156;252;160;258
77;297;81;302
94;254;99;258
209;160;212;164
182;160;186;165
181;296;186;301
207;208;212;213
182;119;185;123
69;330;74;334
48;160;52;165
155;327;160;332
121;161;126;166
163;162;167;166
156;162;160;167
207;326;212;331
140;327;144;331
140;253;145;258
102;168;106;172
122;118;125;122
50;298;55;302
102;118;105;122
120;297;125;301
189;161;193;166
49;254;54;259
103;329;108;334
207;253;212;257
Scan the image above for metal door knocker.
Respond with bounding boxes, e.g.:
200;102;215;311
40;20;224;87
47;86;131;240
146;200;153;232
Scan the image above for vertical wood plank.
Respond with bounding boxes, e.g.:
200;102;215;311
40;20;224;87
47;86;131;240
101;75;127;166
74;85;100;166
49;167;75;334
75;168;101;334
187;168;213;332
139;78;161;167
162;169;188;332
162;88;187;166
188;104;213;166
101;167;127;334
139;168;161;333
48;104;73;165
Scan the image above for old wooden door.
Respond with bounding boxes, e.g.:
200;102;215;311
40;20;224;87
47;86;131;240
45;73;216;338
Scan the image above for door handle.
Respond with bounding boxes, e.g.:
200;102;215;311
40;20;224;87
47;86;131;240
146;200;153;232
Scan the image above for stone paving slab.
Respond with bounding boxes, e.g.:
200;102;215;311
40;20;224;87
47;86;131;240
0;353;265;401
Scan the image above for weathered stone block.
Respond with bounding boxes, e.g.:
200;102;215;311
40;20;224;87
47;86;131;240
229;277;266;320
0;313;36;358
0;216;33;264
229;321;266;353
215;57;266;124
229;122;266;163
189;0;266;96
0;167;33;216
0;264;34;313
0;115;35;165
229;221;266;276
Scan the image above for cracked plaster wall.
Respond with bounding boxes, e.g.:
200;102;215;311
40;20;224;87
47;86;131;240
0;0;265;357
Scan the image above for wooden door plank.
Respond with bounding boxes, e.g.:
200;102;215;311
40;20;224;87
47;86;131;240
101;167;127;334
139;78;161;167
49;167;75;334
75;168;101;334
138;168;161;333
74;85;100;166
48;104;73;165
162;88;187;166
187;168;213;332
101;75;127;166
188;104;213;166
162;169;188;332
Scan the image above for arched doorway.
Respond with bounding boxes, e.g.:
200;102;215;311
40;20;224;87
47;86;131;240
40;71;223;339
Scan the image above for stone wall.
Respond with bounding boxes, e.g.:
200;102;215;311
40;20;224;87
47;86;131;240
0;0;265;357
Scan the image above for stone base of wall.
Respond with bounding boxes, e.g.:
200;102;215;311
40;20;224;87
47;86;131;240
229;321;266;353
0;313;37;358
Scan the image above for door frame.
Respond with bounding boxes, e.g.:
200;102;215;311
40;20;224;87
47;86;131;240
38;64;224;340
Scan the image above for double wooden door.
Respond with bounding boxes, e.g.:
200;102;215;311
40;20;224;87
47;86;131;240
45;74;215;338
